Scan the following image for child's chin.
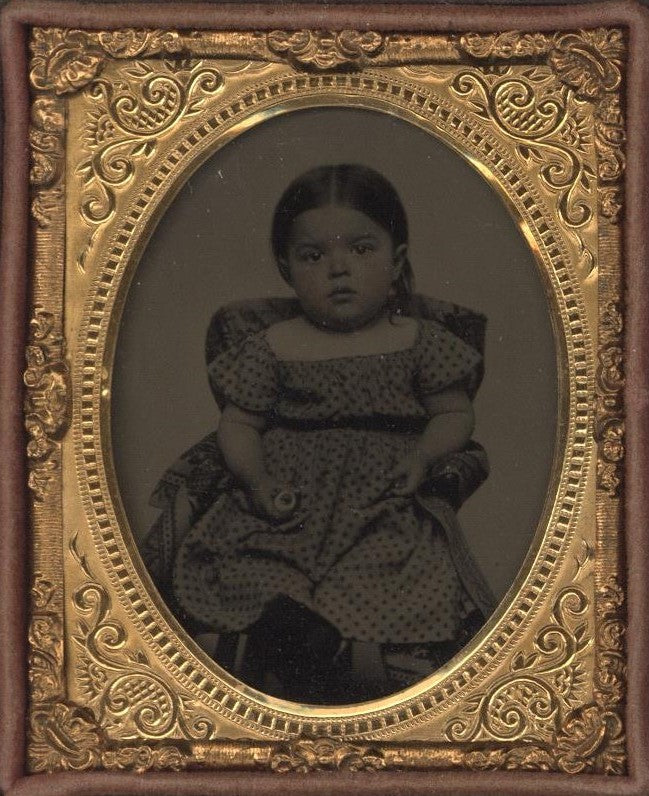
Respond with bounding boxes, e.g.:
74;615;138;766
304;304;381;331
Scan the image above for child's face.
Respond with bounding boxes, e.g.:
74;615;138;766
280;205;407;331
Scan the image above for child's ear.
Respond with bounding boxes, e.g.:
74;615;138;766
277;257;292;284
391;244;408;279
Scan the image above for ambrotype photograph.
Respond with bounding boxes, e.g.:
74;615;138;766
111;108;557;704
9;5;641;785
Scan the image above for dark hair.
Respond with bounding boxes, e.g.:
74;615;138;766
271;164;414;315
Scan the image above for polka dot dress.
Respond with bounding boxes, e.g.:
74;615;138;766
173;319;482;644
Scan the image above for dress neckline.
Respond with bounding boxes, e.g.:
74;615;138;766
264;318;425;365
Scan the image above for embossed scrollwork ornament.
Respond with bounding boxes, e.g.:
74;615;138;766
28;574;64;704
458;28;626;226
70;537;217;742
101;744;187;773
460;31;551;59
555;579;626;775
445;588;590;745
596;301;625;496
450;69;593;229
267;29;384;70
30;27;183;95
29;701;104;773
24;310;70;500
30;97;66;228
269;738;386;773
77;59;223;228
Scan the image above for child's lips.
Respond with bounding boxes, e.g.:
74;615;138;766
328;287;356;301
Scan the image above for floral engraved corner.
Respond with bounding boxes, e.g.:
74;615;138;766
548;30;622;102
69;536;218;744
457;28;626;226
29;701;104;773
445;587;591;748
28;536;216;773
24;309;70;500
72;57;223;270
449;65;596;236
77;58;223;226
444;580;626;774
26;574;100;774
267;29;384;70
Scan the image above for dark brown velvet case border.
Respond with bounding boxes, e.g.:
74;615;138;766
1;1;648;794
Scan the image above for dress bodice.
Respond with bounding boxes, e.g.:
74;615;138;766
208;318;482;424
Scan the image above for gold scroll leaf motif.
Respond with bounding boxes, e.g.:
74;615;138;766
446;588;591;745
30;27;183;95
593;579;627;710
596;301;624;496
444;580;626;774
69;535;217;742
27;573;184;773
450;67;593;230
552;31;625;223
24;310;70;500
27;573;99;774
458;28;625;224
267;29;384;70
75;58;223;255
72;583;216;740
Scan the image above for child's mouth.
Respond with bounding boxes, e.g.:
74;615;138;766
329;287;356;302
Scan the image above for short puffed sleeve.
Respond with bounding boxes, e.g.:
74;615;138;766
207;332;278;413
414;320;483;397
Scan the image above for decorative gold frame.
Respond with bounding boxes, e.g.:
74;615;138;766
25;24;626;776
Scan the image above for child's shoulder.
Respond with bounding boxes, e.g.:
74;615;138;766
264;317;313;360
265;317;307;343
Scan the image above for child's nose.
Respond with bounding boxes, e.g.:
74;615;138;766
328;250;350;277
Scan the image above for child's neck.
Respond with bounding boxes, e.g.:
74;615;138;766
266;313;418;362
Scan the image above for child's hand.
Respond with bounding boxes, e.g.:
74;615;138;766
249;475;299;522
388;452;429;496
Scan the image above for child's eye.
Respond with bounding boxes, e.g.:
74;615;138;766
352;242;374;255
298;250;322;263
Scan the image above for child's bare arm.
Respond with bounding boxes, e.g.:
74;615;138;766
217;404;294;520
390;388;474;496
217;404;268;489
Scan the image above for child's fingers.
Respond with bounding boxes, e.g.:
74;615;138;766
389;459;426;496
390;473;418;496
386;459;409;482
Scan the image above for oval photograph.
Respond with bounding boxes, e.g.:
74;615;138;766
111;107;558;705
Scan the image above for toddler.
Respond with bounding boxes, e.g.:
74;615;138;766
168;164;493;702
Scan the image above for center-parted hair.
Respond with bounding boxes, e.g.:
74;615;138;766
271;164;414;314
